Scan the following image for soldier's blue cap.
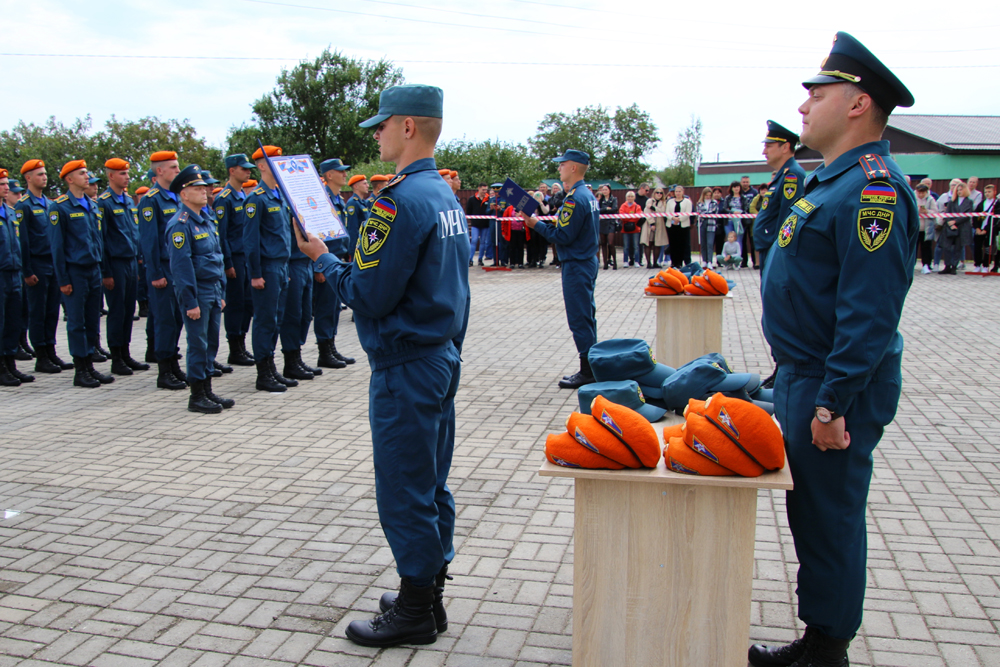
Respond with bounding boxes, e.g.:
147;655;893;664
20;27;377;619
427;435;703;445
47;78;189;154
224;154;255;170
659;354;759;409
359;84;444;128
146;168;155;182
803;31;914;113
763;120;799;145
587;338;676;399
552;149;590;166
490;183;503;188
578;380;668;423
169;164;206;195
88;176;101;184
8;179;23;193
199;171;219;185
319;158;350;174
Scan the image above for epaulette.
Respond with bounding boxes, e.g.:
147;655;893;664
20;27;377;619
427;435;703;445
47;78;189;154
55;194;68;203
178;211;189;223
858;154;890;181
383;174;406;191
220;189;230;199
148;187;159;196
18;194;28;203
254;187;265;195
98;192;110;200
567;188;576;197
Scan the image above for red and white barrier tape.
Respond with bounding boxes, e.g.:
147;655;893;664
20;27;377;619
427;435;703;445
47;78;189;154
466;211;997;221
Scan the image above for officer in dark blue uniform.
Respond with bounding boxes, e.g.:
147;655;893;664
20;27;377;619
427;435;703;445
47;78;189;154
751;33;918;667
98;158;148;376
279;191;318;382
132;187;149;320
5;178;32;362
312;157;354;369
165;165;233;414
0;169;33;386
244;145;296;392
48;160;114;388
345;174;370;253
197;170;231;377
215;154;256;368
523;149;600;389
139;150;188;390
298;84;470;649
16;159;71;374
754;120;807;271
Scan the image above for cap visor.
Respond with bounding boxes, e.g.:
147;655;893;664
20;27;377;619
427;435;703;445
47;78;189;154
638;381;665;400
359;113;391;128
752;399;775;415
334;165;351;171
711;372;759;393
750;387;774;403
551;156;570;163
635;401;668;423
633;363;676;389
185;179;207;188
239;160;255;169
802;74;847;88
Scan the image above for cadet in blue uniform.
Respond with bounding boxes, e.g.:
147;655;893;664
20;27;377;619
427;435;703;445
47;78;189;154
345;172;370;254
5;179;32;363
299;84;470;649
198;170;231;377
139;150;188;390
165;165;234;414
216;154;256;367
311;158;353;370
523;150;600;389
244;145;296;392
751;33;918;667
16;159;71;374
133;187;149;319
0;169;34;386
98;158;148;376
279;191;318;382
48;160;114;388
754;121;806;271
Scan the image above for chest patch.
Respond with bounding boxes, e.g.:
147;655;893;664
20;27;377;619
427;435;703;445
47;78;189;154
857;207;893;252
777;214;797;248
172;232;185;249
783;174;798;199
860;181;897;206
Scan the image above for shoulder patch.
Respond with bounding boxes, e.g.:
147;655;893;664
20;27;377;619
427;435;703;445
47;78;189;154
860;181;897;206
347;205;355;214
254;187;265;195
172;231;185;249
18;194;28;203
782;174;798;200
558;198;576;227
777;214;797;248
15;210;22;221
148;188;159;196
858;154;890;181
142;207;153;222
245;202;256;218
216;206;225;219
55;194;68;203
369;197;397;223
360;216;391;256
857;207;893;252
98;192;110;200
49;211;58;225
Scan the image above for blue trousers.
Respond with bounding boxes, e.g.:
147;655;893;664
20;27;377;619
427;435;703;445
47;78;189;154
560;257;598;355
469;226;487;262
25;260;61;347
484;220;496;260
149;263;182;361
370;344;460;586
250;260;288;359
105;257;138;347
223;253;253;340
280;259;313;352
622;232;640;265
178;289;222;382
63;264;102;358
1;271;22;356
313;260;343;343
137;259;147;302
774;360;901;639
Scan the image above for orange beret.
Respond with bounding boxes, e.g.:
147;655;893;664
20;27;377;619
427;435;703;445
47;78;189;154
589;395;661;467
213;187;223;194
243;179;258;189
545;432;626;470
702;270;729;295
438;169;451;177
348;174;367;186
135;186;150;196
449;170;458;178
683;398;707;417
370;174;389;182
149;151;177;162
683;283;715;296
665;436;736;476
20;159;44;175
666;267;689;285
661;422;685;442
0;169;8;179
699;393;784;471
645;286;682;297
104;158;130;171
566;412;642;468
251;145;281;160
59;160;87;179
683;412;764;477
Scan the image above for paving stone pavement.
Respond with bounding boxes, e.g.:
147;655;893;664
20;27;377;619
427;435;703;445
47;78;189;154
1;258;999;666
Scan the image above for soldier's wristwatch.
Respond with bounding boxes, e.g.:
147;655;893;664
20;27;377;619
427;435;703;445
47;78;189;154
815;406;840;424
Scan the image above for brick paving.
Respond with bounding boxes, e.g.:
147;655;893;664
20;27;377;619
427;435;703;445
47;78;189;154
1;259;999;666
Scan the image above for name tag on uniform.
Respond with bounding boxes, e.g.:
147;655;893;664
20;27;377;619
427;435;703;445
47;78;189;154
112;208;124;214
267;206;280;213
69;212;84;218
235;206;243;212
164;208;177;215
32;209;43;215
194;232;209;240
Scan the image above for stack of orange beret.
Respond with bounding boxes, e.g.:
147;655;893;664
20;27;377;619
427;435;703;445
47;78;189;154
645;268;688;296
684;269;729;296
545;395;661;469
663;393;784;477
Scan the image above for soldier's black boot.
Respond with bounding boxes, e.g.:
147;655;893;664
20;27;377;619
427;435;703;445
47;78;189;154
145;340;157;363
346;579;437;648
0;357;21;387
282;350;313;380
749;626;818;667
48;345;73;370
109;346;134;376
270;355;299;387
204;376;235;409
122;344;149;371
214;359;233;374
255;357;286;392
4;356;33;384
298;349;322;376
94;339;111;360
169;355;188;385
558;353;596;389
73;356;100;388
86;357;114;384
379;564;451;633
34;345;62;374
329;337;355;365
137;300;149;318
787;631;850;667
188;379;222;414
227;337;254;366
156;359;186;390
238;336;255;364
316;339;346;369
18;331;34;360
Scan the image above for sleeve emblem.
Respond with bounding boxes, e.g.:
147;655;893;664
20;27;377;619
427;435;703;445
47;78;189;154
172;231;185;249
360;217;391;256
142;207;153;222
370;197;397;223
859;181;897;206
49;211;58;225
857;208;893;252
777;214;797;248
216;206;225;219
246;203;256;218
558;199;576;227
783;174;798;200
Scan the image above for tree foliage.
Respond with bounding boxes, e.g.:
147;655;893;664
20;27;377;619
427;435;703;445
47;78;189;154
434;139;545;188
658;115;703;187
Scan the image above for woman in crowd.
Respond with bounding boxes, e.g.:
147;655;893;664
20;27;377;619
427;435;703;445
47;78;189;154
526;191;550;268
619;191;643;267
665;185;692;268
939;180;974;275
722;181;746;248
597;185;619;270
712;188;726;256
973;184;996;273
695;187;719;268
915;183;938;274
643;187;668;268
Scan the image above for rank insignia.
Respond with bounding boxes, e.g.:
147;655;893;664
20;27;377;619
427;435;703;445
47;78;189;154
857;207;893;252
783;174;798;199
691;437;720;463
245;203;256;218
573;427;600;454
860;181;897;206
172;231;185;249
668;458;700;475
777;214;797;248
142;207;153;222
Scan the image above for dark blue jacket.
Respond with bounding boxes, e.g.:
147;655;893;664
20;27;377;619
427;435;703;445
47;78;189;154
243;184;291;279
214;182;248;269
315;158;471;369
48;193;103;285
0;204;21;272
345;192;370;255
166;205;226;311
531;179;599;261
753;157;806;252
97;188;139;277
761;141;918;416
14;192;52;276
138;185;181;281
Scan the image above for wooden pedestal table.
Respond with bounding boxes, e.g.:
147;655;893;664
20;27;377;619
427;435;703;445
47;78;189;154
645;294;731;368
538;418;793;667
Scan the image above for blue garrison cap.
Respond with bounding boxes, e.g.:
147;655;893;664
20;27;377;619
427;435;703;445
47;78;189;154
224;154;255;170
578;380;668;423
146;168;155;182
552;149;590;166
659;354;759;409
88;176;101;184
763;120;799;145
803;31;914;113
587;339;676;398
8;179;23;193
319;158;350;174
199;171;219;185
169;164;206;195
359;84;444;128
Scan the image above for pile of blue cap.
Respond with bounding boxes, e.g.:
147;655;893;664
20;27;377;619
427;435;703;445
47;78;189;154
579;339;773;422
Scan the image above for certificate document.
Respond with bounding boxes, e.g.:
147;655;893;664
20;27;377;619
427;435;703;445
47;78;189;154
270;155;348;242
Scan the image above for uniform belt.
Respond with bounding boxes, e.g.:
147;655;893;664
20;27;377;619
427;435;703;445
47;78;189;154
785;355;901;382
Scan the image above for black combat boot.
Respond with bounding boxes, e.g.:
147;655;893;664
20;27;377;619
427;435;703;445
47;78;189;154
329;337;355;365
188;379;223;414
145;341;157;363
91;339;109;362
137;300;149;318
346;579;437;648
0;357;21;387
227;337;254;366
787;631;851;667
18;331;34;359
34;345;62;374
169;355;188;385
255;357;286;392
316;339;346;369
238;335;255;364
282;350;313;380
204;376;235;409
4;356;33;384
208;363;222;378
72;356;100;388
86;357;114;384
298;349;322;376
156;359;186;390
749;627;818;667
213;360;233;374
379;564;451;633
558;353;596;389
122;344;149;371
48;345;73;370
270;355;299;387
109;346;134;376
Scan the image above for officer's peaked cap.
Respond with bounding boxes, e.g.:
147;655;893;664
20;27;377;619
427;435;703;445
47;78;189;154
359;84;444;128
803;31;914;113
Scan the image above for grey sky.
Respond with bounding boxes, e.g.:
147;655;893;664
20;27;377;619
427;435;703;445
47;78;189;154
3;0;997;168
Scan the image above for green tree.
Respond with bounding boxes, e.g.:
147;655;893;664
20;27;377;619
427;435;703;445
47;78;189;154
658;115;703;187
227;48;404;167
434;139;545;188
93;116;224;184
